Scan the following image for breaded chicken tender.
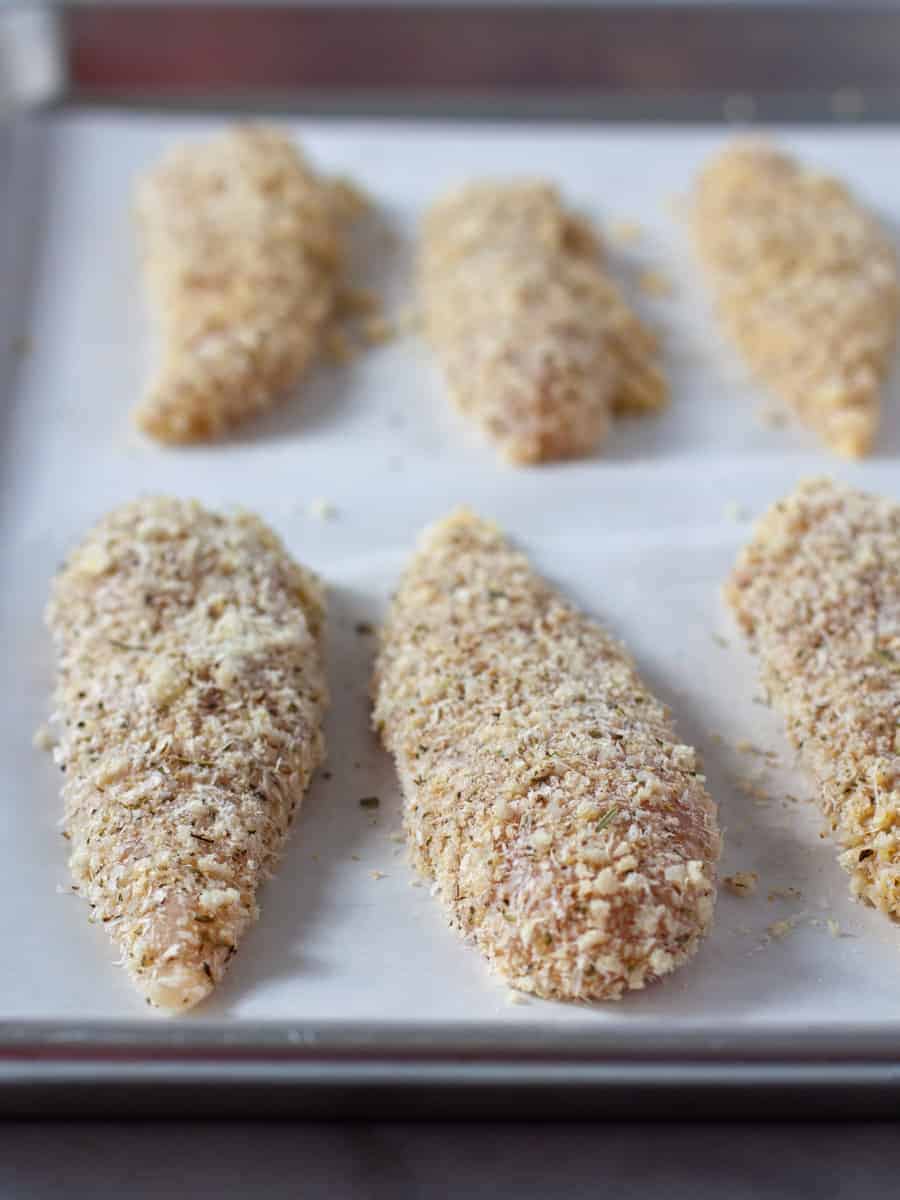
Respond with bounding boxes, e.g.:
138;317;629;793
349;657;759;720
692;143;899;457
46;497;327;1010
373;510;719;1000
421;181;666;464
135;126;351;443
727;478;900;919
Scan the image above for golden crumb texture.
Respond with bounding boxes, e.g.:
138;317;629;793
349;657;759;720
134;126;354;443
692;142;899;458
373;510;719;1000
726;478;899;918
420;181;667;466
46;497;328;1011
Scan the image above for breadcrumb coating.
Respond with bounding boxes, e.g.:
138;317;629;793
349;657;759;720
420;181;667;465
46;497;327;1010
692;143;899;458
726;478;899;920
373;510;719;1000
134;126;349;443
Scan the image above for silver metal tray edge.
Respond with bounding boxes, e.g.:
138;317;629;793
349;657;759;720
5;1;900;1117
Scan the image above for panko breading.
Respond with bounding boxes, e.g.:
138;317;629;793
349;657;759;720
373;510;719;1000
46;497;327;1011
420;181;666;465
134;126;350;443
727;478;899;918
692;143;899;457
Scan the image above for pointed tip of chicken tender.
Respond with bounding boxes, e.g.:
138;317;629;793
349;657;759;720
141;961;214;1013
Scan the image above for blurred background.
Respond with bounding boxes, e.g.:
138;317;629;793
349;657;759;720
4;0;900;123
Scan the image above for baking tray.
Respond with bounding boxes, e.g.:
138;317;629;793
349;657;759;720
4;4;900;1118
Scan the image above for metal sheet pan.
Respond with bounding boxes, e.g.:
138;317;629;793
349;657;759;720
3;4;900;1117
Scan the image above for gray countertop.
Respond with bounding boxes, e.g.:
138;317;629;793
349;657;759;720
1;1121;894;1199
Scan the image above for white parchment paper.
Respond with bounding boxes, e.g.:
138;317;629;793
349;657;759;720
2;113;899;1033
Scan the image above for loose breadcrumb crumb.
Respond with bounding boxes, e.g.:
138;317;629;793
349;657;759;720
637;269;674;298
727;478;899;926
767;919;794;939
308;498;336;521
734;775;771;802
724;501;749;523
692;142;899;457
33;724;55;752
373;509;720;1002
609;219;643;245
827;918;842;938
724;871;758;897
134;126;356;443
45;497;327;1011
362;315;396;345
330;286;408;356
420;181;667;464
